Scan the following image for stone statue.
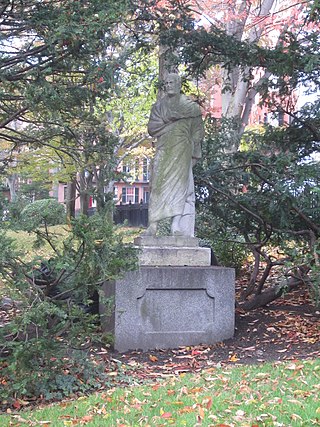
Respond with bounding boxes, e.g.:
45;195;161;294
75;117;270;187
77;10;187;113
145;73;204;237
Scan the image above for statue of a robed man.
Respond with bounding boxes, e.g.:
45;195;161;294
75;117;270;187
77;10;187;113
145;73;204;237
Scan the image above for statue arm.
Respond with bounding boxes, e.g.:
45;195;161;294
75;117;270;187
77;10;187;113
148;101;179;138
148;103;168;137
191;115;204;162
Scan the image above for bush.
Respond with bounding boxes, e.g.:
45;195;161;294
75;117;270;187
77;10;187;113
5;198;28;226
0;213;138;405
20;198;65;230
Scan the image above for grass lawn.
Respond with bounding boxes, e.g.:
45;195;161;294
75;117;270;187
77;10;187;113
4;225;70;261
1;359;319;426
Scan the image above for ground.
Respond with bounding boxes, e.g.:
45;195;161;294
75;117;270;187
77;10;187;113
0;286;319;411
101;287;320;383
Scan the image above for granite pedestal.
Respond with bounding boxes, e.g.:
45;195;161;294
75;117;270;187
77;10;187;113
101;236;235;351
101;266;235;352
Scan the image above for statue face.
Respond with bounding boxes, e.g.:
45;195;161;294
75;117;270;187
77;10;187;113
165;75;181;96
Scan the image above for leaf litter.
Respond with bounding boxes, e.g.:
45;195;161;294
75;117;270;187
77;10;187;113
1;284;319;424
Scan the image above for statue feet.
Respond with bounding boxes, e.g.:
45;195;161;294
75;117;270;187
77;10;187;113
142;222;157;236
171;230;185;237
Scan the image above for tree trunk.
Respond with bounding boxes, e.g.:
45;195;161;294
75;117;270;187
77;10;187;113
7;174;18;202
240;278;303;311
221;0;277;147
79;171;92;216
65;178;76;224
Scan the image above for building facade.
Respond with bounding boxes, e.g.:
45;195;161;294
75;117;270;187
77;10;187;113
54;156;151;213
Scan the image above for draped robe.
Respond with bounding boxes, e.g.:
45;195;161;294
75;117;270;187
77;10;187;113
147;94;204;233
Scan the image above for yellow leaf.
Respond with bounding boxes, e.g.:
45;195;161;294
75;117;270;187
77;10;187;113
293;389;305;395
178;406;194;414
229;354;239;362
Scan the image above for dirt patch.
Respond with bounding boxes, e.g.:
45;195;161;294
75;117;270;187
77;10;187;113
101;303;320;384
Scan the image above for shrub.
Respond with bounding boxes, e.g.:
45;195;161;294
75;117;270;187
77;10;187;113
20;198;65;230
0;213;138;405
5;198;28;226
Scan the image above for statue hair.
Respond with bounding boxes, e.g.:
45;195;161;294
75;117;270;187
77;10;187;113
165;73;181;85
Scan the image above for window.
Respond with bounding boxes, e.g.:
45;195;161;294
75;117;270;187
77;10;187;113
122;187;139;204
134;159;139;181
143;158;150;182
122;162;136;182
63;185;67;203
113;186;118;201
143;187;149;203
135;187;139;203
122;164;130;173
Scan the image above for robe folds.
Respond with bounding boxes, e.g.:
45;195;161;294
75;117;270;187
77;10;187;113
147;94;204;224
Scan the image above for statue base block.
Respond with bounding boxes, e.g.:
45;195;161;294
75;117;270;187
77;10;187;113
134;236;200;247
138;246;211;266
134;236;211;266
101;266;235;352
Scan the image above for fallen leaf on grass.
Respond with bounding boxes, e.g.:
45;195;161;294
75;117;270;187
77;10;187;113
255;373;270;379
10;415;29;424
160;412;173;419
291;413;303;421
286;363;304;370
189;387;203;394
202;396;213;409
198;405;205;420
178;406;195;414
80;415;93;424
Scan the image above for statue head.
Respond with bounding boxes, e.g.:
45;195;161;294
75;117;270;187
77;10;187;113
164;73;181;96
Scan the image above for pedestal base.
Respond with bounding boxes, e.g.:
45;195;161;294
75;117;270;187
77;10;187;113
101;266;235;352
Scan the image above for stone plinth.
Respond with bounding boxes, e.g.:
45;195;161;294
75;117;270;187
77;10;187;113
134;236;211;267
134;236;200;247
138;247;211;266
101;266;235;352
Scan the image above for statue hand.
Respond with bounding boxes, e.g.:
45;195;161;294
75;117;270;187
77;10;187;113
192;157;199;167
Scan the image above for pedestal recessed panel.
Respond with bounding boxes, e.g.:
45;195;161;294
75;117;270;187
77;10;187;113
138;289;214;332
